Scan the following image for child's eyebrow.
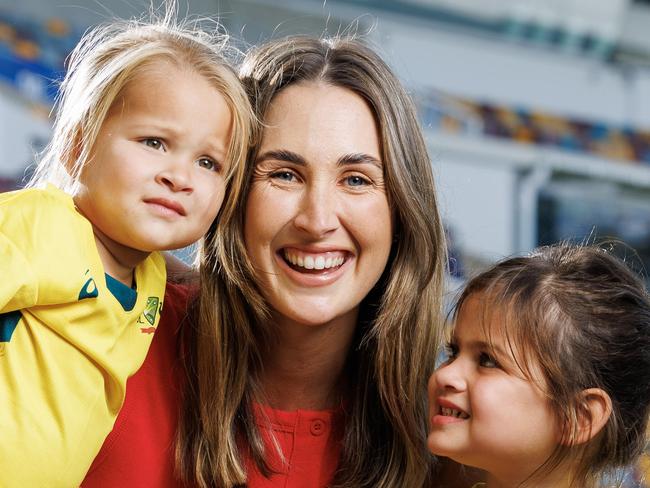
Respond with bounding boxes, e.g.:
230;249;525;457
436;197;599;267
476;341;506;357
204;141;227;159
128;122;227;158
456;338;507;358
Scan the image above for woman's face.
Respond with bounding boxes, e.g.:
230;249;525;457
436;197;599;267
244;82;393;327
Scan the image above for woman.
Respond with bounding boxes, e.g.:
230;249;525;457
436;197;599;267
84;36;448;487
177;36;447;487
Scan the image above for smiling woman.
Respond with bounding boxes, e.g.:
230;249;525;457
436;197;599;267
245;83;393;329
176;36;448;488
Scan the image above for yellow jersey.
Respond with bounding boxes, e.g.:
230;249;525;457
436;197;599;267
0;185;166;487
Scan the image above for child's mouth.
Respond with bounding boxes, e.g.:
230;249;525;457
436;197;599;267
439;406;470;419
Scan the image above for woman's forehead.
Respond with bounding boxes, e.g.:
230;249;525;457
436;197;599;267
259;82;382;164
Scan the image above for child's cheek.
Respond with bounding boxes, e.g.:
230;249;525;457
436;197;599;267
427;373;438;418
427;372;437;399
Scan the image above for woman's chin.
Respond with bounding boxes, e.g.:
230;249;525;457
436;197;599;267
271;302;359;329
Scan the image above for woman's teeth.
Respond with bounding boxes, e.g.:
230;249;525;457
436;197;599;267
440;407;470;419
283;250;345;270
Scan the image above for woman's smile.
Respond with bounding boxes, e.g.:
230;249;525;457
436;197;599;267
274;246;354;287
282;248;348;272
244;82;392;327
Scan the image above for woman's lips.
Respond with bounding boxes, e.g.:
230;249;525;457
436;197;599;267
275;247;353;286
283;248;347;271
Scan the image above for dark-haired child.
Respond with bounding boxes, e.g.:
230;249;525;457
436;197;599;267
428;244;650;487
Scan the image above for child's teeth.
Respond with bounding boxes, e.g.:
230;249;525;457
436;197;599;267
440;406;468;419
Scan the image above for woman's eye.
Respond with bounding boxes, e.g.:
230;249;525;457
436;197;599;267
197;158;219;172
479;352;499;369
142;138;165;151
344;175;370;187
271;170;296;182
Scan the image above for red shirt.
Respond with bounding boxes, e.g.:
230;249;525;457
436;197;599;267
81;282;190;488
246;404;344;488
82;282;343;487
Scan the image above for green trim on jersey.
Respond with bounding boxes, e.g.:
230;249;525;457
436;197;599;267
105;274;137;312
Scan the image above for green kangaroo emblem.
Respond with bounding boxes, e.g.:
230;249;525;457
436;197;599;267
143;297;160;326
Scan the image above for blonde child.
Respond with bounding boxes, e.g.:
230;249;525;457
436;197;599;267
427;244;650;488
0;9;253;487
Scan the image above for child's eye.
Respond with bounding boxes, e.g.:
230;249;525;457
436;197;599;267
479;352;500;369
197;158;220;172
141;138;165;151
440;342;459;364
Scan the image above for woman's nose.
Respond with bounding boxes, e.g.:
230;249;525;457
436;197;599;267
293;183;339;237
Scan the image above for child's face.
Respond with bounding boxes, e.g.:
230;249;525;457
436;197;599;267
427;293;560;481
74;62;233;256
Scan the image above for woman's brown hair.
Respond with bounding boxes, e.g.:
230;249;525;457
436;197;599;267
454;243;650;487
177;36;447;487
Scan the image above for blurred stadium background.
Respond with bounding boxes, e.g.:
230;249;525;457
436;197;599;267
0;1;649;482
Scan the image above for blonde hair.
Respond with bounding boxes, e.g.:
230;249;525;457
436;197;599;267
29;3;254;226
178;36;447;487
454;244;650;487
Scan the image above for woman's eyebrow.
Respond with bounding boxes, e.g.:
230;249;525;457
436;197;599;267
255;150;383;170
256;149;306;165
337;153;383;169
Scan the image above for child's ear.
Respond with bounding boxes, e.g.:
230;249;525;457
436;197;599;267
68;129;84;171
62;126;85;179
567;388;612;445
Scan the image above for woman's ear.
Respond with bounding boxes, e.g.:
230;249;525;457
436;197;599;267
567;388;612;445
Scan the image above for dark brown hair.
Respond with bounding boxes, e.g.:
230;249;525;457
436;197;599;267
454;243;650;487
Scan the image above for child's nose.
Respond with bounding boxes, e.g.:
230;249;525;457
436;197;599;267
156;162;193;193
433;360;467;392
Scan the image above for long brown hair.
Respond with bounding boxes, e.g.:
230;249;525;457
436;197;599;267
177;36;447;487
454;243;650;487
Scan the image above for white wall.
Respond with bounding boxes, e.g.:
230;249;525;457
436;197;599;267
434;150;519;261
376;17;647;126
